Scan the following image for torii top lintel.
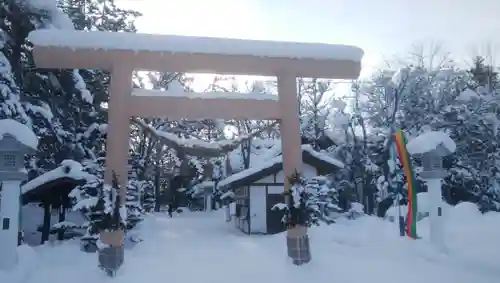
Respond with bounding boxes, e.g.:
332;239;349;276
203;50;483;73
28;29;363;79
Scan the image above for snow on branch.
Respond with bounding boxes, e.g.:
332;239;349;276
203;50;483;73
130;117;278;157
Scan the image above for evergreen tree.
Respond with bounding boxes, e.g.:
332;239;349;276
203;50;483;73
58;0;141;110
72;172;125;250
468;56;499;91
0;31;30;124
271;172;319;227
306;176;342;224
125;179;144;229
141;180;156;213
1;1;111;180
299;78;332;150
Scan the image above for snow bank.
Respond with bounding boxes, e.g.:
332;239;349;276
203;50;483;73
446;201;482;221
406;131;456;155
0;119;38;149
385;192;448;221
0;245;38;282
21;203;86;246
27;29;364;62
21;160;96;194
2;207;499;283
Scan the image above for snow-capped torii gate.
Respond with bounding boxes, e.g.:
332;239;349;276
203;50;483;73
28;29;363;261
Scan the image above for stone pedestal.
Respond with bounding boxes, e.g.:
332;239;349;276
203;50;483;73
286;225;311;265
98;230;125;277
0;180;22;270
426;178;445;250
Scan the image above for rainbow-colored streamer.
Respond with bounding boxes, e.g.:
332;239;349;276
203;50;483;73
393;130;419;239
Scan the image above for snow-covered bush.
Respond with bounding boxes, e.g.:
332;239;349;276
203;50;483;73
283;171;311;227
272;172;344;227
306;176;342;224
126;180;145;229
71;173;126;252
346;202;364;220
141;180;156;213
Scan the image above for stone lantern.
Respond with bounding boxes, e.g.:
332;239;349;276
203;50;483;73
0;133;36;270
418;144;452;180
408;137;454;251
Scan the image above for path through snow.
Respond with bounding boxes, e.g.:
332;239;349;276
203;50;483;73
2;208;499;283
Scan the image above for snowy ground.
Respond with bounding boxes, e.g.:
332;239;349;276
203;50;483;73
2;203;500;283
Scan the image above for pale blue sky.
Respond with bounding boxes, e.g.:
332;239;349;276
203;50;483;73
119;0;500;80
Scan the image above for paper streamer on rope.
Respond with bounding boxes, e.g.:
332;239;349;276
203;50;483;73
393;130;419;239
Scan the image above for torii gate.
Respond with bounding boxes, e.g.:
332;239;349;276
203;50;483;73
28;29;363;261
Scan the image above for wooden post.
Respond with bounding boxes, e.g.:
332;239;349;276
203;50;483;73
104;65;133;204
99;66;132;276
57;195;65;241
103;65;132;251
277;75;311;265
277;75;302;194
154;142;162;212
41;201;51;244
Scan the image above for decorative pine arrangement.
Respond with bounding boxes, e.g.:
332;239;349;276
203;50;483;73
283;170;312;228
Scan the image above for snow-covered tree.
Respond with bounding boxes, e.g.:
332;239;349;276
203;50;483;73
283;171;312;227
0;32;30;123
140;180;156;212
272;173;345;227
305;176;342;224
299;78;333;150
71;172;125;251
355;53;500;213
125;179;144;229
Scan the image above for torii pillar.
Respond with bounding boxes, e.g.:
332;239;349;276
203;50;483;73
105;65;133;203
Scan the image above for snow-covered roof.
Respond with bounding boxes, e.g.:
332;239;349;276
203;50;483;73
228;140;343;173
227;138;282;172
406;131;456;156
28;30;364;62
219;144;344;189
219;155;283;189
0;119;38;149
22;160;96;195
302;144;344;168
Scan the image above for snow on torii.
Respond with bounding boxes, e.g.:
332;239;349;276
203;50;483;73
27;29;364;77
